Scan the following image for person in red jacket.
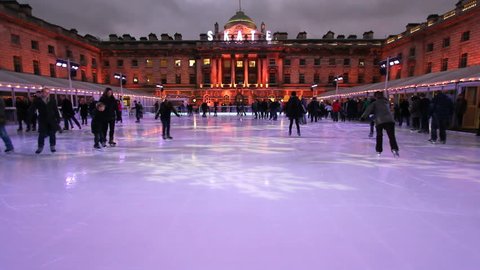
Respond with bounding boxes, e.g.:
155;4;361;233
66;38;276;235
332;100;341;122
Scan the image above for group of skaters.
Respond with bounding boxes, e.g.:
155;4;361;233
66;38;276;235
1;86;479;156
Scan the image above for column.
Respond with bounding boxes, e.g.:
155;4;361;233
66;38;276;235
218;57;223;86
262;58;268;85
211;58;217;86
231;55;235;87
244;58;249;87
257;58;262;86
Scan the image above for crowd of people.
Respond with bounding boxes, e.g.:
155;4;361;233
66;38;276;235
0;87;479;156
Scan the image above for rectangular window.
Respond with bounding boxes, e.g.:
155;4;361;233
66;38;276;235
66;49;73;59
409;47;416;57
459;53;468;68
314;58;321;66
284;74;291;84
48;45;55;54
133;76;139;84
223;60;231;68
284;59;291;66
395;69;401;79
328;75;334;84
269;59;276;66
358;74;365;83
343;58;351;66
329;58;336;66
161;74;167;84
175;59;181;67
189;73;196;84
408;66;415;77
13;56;22;72
299;73;305;84
236;60;243;68
372;76;379;83
103;60;110;67
358;59;365;67
443;37;450;48
117;59;124;67
426;62;433;73
49;63;56;78
145;74;152;84
33;60;40;75
160;59;168;68
131;59;138;67
146;59;154;68
461;31;470;42
31;40;39;50
299;59;306;66
343;73;349;83
426;43;434;52
175;74;181;84
203;58;211;66
105;74;110;84
92;72;97;83
203;72;211;84
249;60;256;68
269;72;276;84
92;58;97;68
80;54;86;66
441;58;448;71
11;34;20;45
189;59;196;67
314;74;320;84
81;70;87;82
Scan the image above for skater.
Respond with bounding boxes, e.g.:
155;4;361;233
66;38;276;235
454;94;467;129
154;101;160;119
132;101;143;123
429;92;453;144
0;97;14;153
99;88;118;146
91;102;107;149
307;97;320;122
30;88;61;154
286;92;303;136
213;101;219;117
201;102;208;117
159;98;180;140
61;96;81;130
116;100;123;123
78;98;89;125
418;93;430;133
15;97;29;131
361;91;399;157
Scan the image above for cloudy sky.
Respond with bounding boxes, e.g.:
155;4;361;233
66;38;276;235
21;0;456;40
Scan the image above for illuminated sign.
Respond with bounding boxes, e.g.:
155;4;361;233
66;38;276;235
207;30;273;42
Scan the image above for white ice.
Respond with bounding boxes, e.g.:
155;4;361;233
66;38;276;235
1;115;480;270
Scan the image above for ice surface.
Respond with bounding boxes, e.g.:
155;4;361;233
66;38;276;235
1;115;480;270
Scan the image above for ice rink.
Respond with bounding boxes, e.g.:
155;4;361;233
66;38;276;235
1;115;480;270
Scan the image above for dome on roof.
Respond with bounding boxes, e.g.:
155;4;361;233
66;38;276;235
224;11;257;30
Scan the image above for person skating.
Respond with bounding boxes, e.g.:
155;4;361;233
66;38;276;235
201;102;208;118
429;92;453;144
99;88;118;146
61;96;81;130
91;102;107;149
418;93;430;133
0;97;14;153
78;98;89;126
159;99;180;140
286;91;303;136
15;97;29;131
116;100;123;123
361;91;399;157
132;101;143;123
29;88;61;154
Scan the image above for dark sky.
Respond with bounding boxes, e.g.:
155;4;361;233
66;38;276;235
20;0;456;40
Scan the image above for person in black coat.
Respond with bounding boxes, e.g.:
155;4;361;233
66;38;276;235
78;98;89;126
286;91;303;136
99;88;118;146
429;92;454;144
91;102;107;149
307;97;321;122
0;97;14;153
159;99;180;140
418;93;430;133
399;99;410;127
15;97;29;131
61;96;81;130
29;88;61;154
